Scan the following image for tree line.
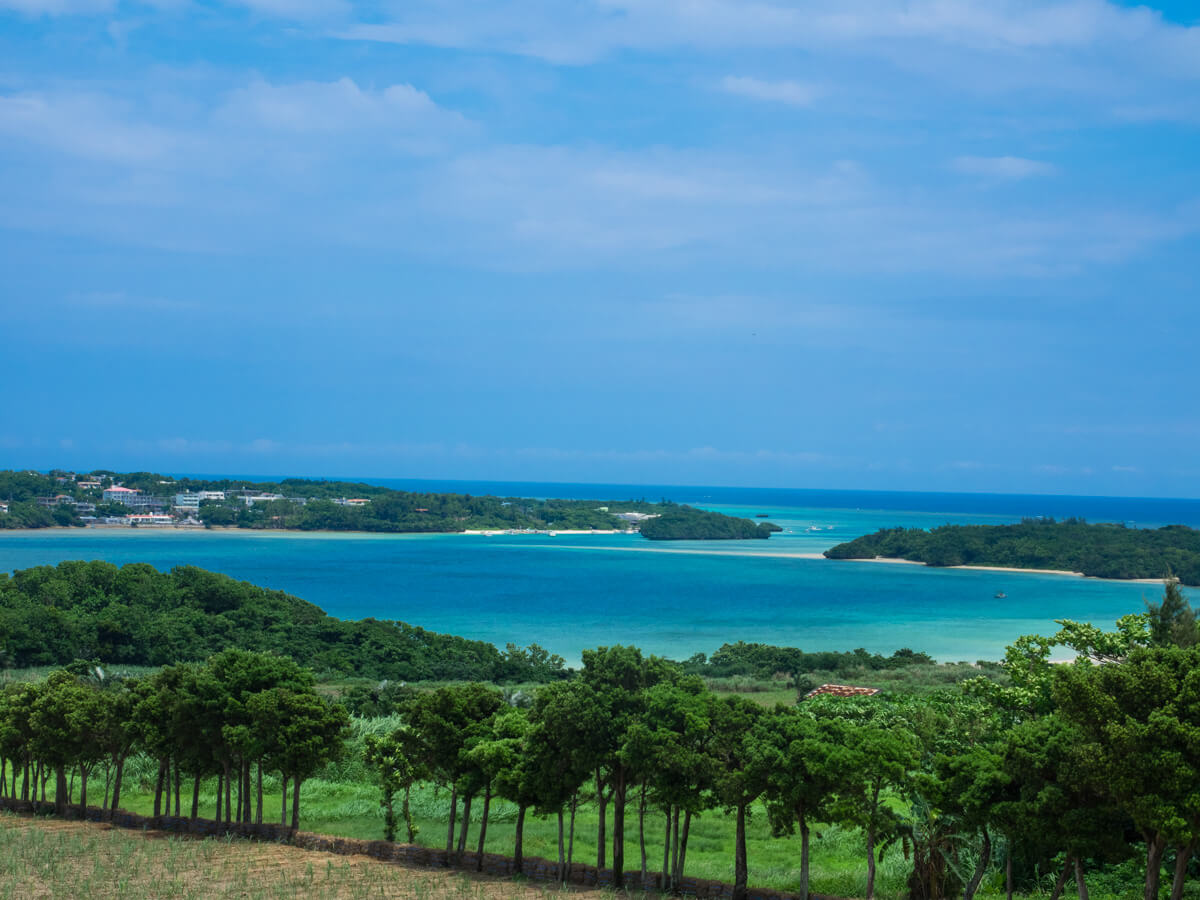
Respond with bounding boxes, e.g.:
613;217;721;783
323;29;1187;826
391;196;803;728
824;518;1200;584
0;651;348;829
359;583;1200;900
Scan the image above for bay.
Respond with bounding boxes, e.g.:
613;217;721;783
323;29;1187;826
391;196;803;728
2;483;1195;665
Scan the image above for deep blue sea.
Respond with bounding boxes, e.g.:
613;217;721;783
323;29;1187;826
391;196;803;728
3;482;1198;665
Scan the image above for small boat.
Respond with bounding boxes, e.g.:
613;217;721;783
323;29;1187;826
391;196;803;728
994;591;1007;599
756;513;771;518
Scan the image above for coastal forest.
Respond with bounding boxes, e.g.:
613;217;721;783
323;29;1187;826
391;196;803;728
0;469;775;540
2;562;1200;900
825;518;1200;584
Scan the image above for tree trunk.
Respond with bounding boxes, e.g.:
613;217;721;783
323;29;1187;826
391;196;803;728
242;760;250;823
216;771;223;823
404;784;415;842
79;766;89;812
663;809;671;891
476;785;491;871
866;826;877;900
963;828;991;900
596;769;606;870
457;794;472;856
1050;858;1073;900
1146;834;1167;900
733;802;748;900
224;763;232;826
638;784;648;888
1170;841;1195;900
514;804;527;874
291;777;301;830
679;808;693;891
110;757;125;820
567;793;577;883
153;760;165;817
55;766;68;816
446;786;457;854
799;813;811;900
235;759;243;824
1006;847;1013;900
175;762;182;817
558;809;566;884
191;773;201;821
256;760;263;825
1076;856;1090;900
280;776;287;826
612;769;626;887
671;805;681;890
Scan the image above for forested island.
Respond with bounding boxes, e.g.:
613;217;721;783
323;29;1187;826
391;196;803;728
639;505;781;540
0;469;774;541
825;518;1200;584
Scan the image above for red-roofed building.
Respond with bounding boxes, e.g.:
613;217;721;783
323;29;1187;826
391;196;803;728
802;684;881;700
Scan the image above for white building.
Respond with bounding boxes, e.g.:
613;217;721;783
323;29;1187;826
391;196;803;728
243;492;284;505
197;490;226;501
103;486;166;511
174;493;202;510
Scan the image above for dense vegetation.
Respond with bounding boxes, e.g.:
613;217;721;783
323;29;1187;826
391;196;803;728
0;651;348;829
0;501;82;529
639;505;781;540
0;469;772;540
825;518;1200;584
4;585;1200;900
0;561;567;683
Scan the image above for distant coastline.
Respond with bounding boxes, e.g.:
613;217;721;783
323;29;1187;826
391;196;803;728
829;555;1166;585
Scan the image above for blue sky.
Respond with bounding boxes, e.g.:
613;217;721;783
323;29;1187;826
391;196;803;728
2;0;1199;496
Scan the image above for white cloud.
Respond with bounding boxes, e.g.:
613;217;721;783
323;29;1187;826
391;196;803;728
952;155;1058;179
217;77;465;134
337;0;1200;80
0;93;181;164
719;76;820;107
0;0;114;15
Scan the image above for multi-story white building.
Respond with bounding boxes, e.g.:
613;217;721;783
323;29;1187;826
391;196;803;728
197;491;226;501
174;493;202;510
103;486;166;511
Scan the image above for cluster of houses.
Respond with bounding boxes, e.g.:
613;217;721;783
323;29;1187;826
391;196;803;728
14;479;378;527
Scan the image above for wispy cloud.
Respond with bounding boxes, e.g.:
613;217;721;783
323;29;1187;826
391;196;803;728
952;156;1058;179
216;78;469;136
719;76;820;107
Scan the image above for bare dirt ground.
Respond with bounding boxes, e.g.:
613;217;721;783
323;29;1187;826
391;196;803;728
0;814;595;899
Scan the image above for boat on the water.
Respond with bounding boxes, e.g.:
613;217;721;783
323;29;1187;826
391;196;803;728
994;591;1007;599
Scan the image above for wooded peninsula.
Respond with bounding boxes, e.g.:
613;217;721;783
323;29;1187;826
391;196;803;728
0;469;774;541
824;518;1200;584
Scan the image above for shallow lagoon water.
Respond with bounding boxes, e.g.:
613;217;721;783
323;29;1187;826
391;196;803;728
0;486;1182;664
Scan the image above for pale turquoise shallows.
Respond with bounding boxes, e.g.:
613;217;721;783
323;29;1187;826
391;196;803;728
2;484;1194;665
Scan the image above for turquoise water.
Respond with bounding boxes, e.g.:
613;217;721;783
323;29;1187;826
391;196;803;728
1;485;1185;664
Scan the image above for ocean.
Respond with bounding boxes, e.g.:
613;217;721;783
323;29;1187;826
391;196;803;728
3;482;1196;664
